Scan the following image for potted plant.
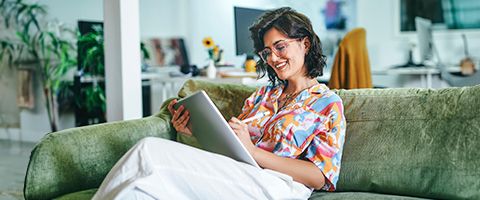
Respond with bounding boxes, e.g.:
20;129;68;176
75;25;150;125
0;0;77;132
76;25;106;118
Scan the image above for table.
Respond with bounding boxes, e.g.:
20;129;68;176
371;66;460;88
371;67;440;88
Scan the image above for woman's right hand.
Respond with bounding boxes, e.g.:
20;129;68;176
167;99;192;136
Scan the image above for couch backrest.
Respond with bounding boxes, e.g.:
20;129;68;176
335;85;480;199
180;80;480;199
178;79;256;119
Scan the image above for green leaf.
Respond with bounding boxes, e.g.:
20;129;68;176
4;4;17;28
15;4;27;25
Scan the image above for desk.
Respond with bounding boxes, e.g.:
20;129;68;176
372;67;440;88
372;66;460;88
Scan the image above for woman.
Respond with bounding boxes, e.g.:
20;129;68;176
93;7;346;200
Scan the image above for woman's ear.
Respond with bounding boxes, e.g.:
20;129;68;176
303;37;311;54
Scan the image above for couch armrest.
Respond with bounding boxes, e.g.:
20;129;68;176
24;107;175;200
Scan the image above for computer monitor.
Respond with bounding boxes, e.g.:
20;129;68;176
234;7;265;56
415;17;434;64
400;0;444;32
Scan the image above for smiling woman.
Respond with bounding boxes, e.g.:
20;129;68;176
92;6;346;200
250;7;327;87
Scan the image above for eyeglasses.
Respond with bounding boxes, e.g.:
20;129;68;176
258;38;301;62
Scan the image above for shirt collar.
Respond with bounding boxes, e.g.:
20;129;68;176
274;83;329;96
307;83;329;94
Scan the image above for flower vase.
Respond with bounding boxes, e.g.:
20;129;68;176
206;59;217;79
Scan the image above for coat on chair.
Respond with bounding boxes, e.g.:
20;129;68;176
328;28;373;89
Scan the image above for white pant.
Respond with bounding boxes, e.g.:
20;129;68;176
93;137;312;200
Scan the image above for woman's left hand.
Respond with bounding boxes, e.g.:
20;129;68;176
228;117;256;156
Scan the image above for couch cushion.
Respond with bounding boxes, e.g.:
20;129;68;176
54;189;97;200
53;189;429;200
334;85;480;199
309;191;429;200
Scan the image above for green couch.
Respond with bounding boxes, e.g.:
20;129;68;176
24;80;480;200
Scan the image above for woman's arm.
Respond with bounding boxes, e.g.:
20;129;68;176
228;117;325;190
252;146;325;189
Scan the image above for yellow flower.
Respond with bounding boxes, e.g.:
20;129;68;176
202;37;215;48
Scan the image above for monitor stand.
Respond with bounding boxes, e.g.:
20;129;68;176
393;61;425;69
392;49;425;69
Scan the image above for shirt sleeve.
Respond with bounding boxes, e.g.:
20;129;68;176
303;96;346;191
237;86;264;120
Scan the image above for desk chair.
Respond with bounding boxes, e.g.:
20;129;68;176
328;28;373;89
440;65;480;87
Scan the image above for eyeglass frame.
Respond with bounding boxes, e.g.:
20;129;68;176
257;38;303;63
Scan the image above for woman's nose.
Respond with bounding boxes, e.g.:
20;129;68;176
270;51;280;62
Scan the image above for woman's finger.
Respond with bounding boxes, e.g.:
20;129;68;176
172;105;184;121
229;118;244;127
177;110;189;124
167;99;177;113
230;117;241;123
167;100;173;112
228;121;240;130
179;112;189;127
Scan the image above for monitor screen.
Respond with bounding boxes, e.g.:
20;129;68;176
78;20;103;35
400;0;480;31
415;17;433;63
234;7;265;56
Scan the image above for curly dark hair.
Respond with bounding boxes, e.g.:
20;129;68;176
249;7;327;86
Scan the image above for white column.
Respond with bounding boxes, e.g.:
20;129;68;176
104;0;143;122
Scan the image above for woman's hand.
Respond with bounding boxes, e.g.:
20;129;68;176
229;117;325;189
167;99;192;136
228;117;257;156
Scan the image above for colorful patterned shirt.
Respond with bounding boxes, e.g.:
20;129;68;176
238;83;346;191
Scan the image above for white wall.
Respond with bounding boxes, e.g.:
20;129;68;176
184;0;357;68
0;66;19;128
42;0;103;26
356;0;480;87
43;0;187;38
140;0;187;38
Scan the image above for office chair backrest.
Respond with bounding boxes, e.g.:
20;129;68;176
440;65;480;87
328;28;373;89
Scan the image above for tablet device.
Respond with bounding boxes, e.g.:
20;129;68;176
174;90;260;168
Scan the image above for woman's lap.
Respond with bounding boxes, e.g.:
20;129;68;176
93;137;312;200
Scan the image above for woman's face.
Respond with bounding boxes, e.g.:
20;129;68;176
261;27;309;81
